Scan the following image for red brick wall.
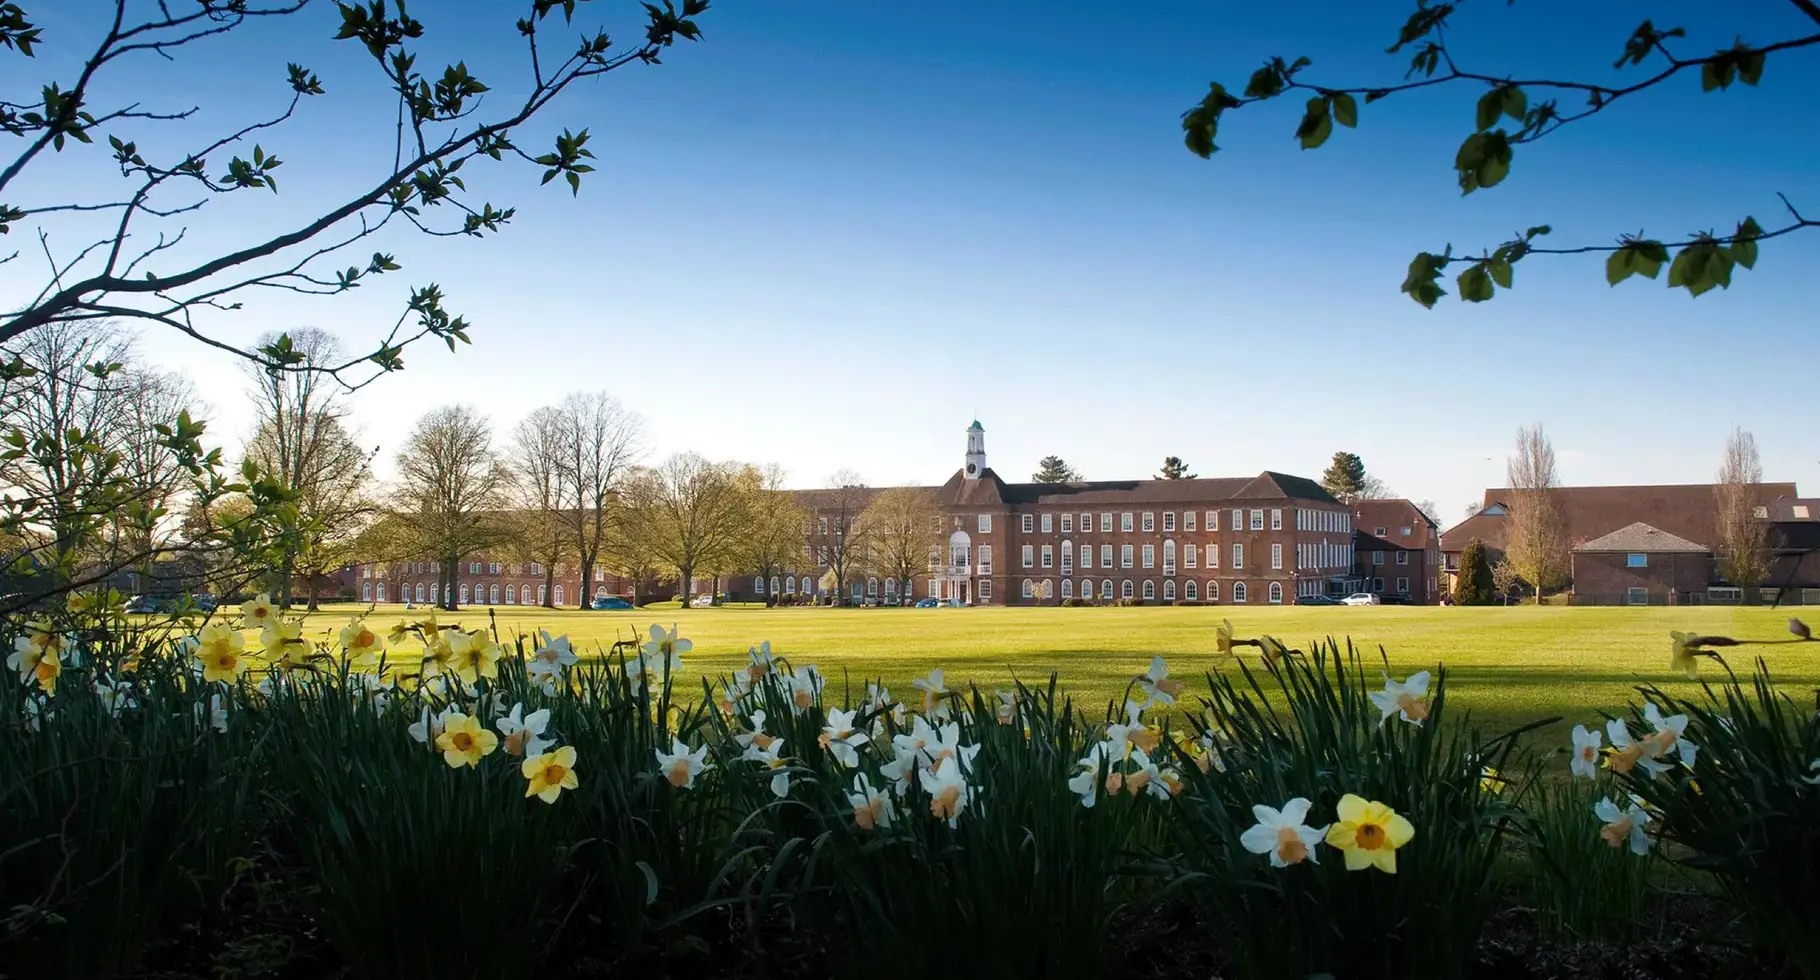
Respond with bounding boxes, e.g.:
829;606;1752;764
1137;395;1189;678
1571;551;1710;601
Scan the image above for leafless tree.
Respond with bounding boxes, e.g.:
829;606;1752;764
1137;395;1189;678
806;469;874;605
1414;499;1441;526
1714;426;1772;594
393;405;505;610
623;453;748;607
1502;423;1569;602
507;405;573;608
1490;558;1521;606
734;464;810;607
859;485;944;600
555;392;644;608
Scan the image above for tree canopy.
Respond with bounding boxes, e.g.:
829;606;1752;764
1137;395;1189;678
1157;456;1197;480
1032;455;1082;483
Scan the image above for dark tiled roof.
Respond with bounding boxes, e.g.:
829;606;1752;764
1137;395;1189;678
1762;498;1820;522
1574;522;1709;554
1353;532;1403;553
791;486;890;511
1353;499;1438;550
930;470;1339;508
1438;482;1801;554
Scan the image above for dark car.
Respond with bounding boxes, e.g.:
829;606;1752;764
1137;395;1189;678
1295;594;1342;606
591;595;634;610
1380;593;1415;606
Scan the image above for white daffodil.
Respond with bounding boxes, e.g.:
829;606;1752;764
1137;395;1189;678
819;707;871;767
880;743;919;796
1570;724;1603;780
994;689;1017;725
786;665;824;714
734;708;780;753
93;675;136;716
1604;718;1647;775
1239;798;1329;868
744;739;792;798
1136;656;1184;706
893;713;940;760
656;737;712;789
1368;670;1432;726
497;704;554;757
848;772;896;830
408;705;462;747
920;756;973;827
637;624;690;689
1125;748;1172;800
744;641;776;684
1593;797;1653;856
911;668;949;720
534;630;578;668
1067;743;1111;808
1640;702;1698;772
926;719;981;773
203;692;229;733
1107;700;1160;759
716;675;754;716
22;694;44;732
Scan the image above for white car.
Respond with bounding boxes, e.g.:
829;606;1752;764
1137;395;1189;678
1342;593;1381;606
689;594;716;608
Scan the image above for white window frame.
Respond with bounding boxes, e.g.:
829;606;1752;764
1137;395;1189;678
1062;579;1074;599
1143;580;1156;600
1208;510;1219;531
1022;544;1034;568
1121;579;1135;599
979;545;992;574
1162;511;1176;532
978;579;992;600
979;514;992;534
1022;514;1034;534
1270;509;1282;531
1185;511;1197;531
1233;581;1247;603
1041;513;1054;534
1271;543;1283;570
1396;551;1409;566
1163;539;1176;575
1101;580;1114;600
1208;580;1220;602
1231;509;1243;531
1022;580;1035;599
1101;512;1113;533
1626;553;1648;568
1627;586;1649;605
1164;579;1176;601
1185;580;1198;601
1121;544;1134;568
1185;543;1197;568
1233;543;1243;569
1061;541;1073;575
1269;582;1283;604
1208;544;1220;569
1250;509;1264;531
1101;543;1113;567
1061;513;1074;533
1121;512;1134;532
1041;544;1054;568
1142;512;1155;532
1142;543;1155;568
1396;577;1409;594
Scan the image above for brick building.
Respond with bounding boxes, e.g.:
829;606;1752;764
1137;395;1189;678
1570;523;1711;605
350;557;664;610
1349;499;1441;603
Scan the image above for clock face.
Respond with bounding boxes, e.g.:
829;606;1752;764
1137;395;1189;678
966;463;978;475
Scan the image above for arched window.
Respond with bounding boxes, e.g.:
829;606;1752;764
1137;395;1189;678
1233;582;1247;603
785;575;796;593
1101;580;1113;600
1269;582;1284;604
537;584;547;605
867;577;878;597
1080;578;1092;599
1061;579;1074;599
1121;580;1134;599
1021;580;1034;598
595;586;608;598
459;584;470;604
1163;539;1176;571
770;576;781;595
362;583;372;601
1163;579;1176;601
1185;580;1199;601
1208;580;1219;602
376;583;386;602
1061;540;1073;571
1142;580;1155;600
489;584;500;604
416;583;426;603
755;576;766;595
1041;580;1053;599
884;578;898;594
553;585;564;605
505;585;516;604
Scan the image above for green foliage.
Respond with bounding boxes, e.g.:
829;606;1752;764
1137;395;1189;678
1516;777;1658;942
1453;538;1494;606
1319;450;1367;500
1031;455;1082;483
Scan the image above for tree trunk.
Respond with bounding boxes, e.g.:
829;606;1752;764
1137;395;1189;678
305;573;320;612
577;558;592;609
544;566;556;608
679;564;693;606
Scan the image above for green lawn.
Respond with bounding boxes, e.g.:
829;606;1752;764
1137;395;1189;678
290;603;1820;739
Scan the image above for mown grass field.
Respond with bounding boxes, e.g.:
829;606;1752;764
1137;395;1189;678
287;603;1820;738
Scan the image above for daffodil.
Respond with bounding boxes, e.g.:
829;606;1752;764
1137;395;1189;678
1107;700;1160;758
1368;671;1432;726
1324;794;1416;874
22;694;44;731
261;620;313;670
744;641;775;684
715;676;753;716
522;745;579;803
994;689;1017;725
1258;636;1287;669
408;704;461;747
1125;748;1171;799
1186;733;1226;774
1603;718;1645;774
1570;724;1603;779
1669;631;1702;678
448;630;501;684
1479;766;1505;795
9;619;64;683
339;617;385;668
848;772;895;830
191;622;249;683
819;707;871;767
497;704;553;757
735;708;780;752
1067;743;1111;808
93;675;136;715
1593;797;1652;855
28;650;60;695
636;624;689;690
435;712;499;768
920;756;973;827
744;740;793;798
1214;619;1234;655
240;593;279;631
1640;702;1697;772
911;667;949;719
1240;798;1328;868
1137;656;1184;705
786;664;824;714
924;719;980;773
656;737;711;789
196;692;229;733
880;744;919;796
527;631;577;693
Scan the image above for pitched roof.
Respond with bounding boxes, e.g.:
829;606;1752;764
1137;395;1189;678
1762;498;1819;522
929;470;1340;508
1353;499;1438;551
1438;482;1800;554
1574;522;1710;554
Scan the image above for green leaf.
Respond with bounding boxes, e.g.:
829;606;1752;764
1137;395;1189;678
1730;216;1763;268
1606;248;1636;286
1475;89;1501;131
1739;51;1765;86
1634;241;1668;278
1400;249;1450;308
1457;265;1494;302
1501;85;1527;121
1331;92;1358;128
1295;96;1332;149
1488;259;1513;289
1667;244;1709;290
1245;65;1283;99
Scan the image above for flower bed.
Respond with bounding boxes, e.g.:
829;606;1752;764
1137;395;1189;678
3;598;1817;980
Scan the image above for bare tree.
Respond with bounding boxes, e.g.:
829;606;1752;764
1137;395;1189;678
555;392;643;609
508;405;572;608
1714;426;1771;595
242;328;376;608
734;464;811;607
1502;423;1569;602
393;405;505;610
806;469;873;606
1414;499;1441;526
624;454;748;607
859;485;944;600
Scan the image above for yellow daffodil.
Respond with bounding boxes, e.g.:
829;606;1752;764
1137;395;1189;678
522;745;579;803
434;712;499;768
240;593;278;631
1258;636;1286;669
194;622;249;683
31;651;61;695
1214;619;1234;655
1479;766;1505;795
261;620;312;669
1324;794;1416;874
339;617;385;668
911;667;949;719
9;619;64;685
448;630;501;684
1669;631;1702;678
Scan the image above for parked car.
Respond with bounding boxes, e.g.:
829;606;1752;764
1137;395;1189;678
914;597;942;608
1341;592;1381;606
591;595;633;610
689;594;716;608
1380;593;1415;606
1295;594;1341;606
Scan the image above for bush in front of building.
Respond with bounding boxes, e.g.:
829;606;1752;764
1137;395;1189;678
1453;538;1496;605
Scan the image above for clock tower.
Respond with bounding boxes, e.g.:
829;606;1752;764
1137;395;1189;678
964;420;987;480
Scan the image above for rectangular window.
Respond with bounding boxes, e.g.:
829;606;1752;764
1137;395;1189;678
1101;512;1113;533
1396;551;1409;565
1401;526;1412;536
1233;543;1243;569
1142;512;1155;532
1626;553;1648;568
1100;543;1113;567
1795;505;1811;519
470;562;481;575
1206;510;1217;531
1376;526;1387;536
1396;577;1409;594
1208;545;1220;569
1078;545;1091;570
979;578;992;600
1121;544;1134;568
1627;586;1648;605
979;546;992;573
1022;514;1034;534
1270;509;1282;531
1061;513;1073;533
1081;512;1093;532
1231;509;1243;531
1372;551;1385;565
1184;511;1197;531
1142;543;1155;568
490;562;501;575
1022;545;1034;568
1185;543;1198;568
1271;543;1283;570
1041;545;1053;568
979;514;992;534
1121;512;1134;532
1061;549;1073;575
1250;509;1264;531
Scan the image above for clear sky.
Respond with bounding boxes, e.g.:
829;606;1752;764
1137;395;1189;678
10;1;1819;524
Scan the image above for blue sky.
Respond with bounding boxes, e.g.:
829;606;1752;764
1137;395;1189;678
11;1;1819;522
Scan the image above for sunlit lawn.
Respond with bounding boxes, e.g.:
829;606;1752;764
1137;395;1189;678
287;602;1820;739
